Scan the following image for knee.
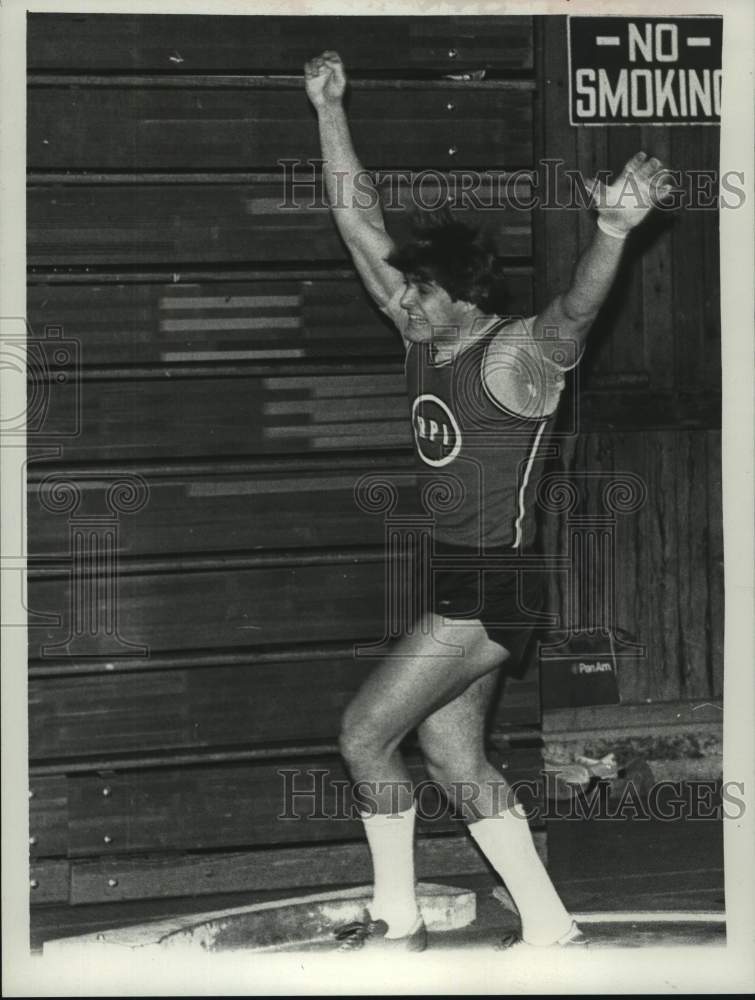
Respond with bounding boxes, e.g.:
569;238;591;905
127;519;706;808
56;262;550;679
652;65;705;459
337;705;363;766
424;756;485;790
338;702;391;768
419;735;487;788
421;748;493;823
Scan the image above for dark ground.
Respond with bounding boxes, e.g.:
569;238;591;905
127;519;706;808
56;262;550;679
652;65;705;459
433;815;725;949
31;815;725;952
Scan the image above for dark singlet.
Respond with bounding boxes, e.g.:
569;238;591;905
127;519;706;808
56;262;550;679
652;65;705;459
382;291;575;550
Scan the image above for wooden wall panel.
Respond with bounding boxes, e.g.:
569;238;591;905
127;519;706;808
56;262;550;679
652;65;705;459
27;273;534;367
63;756;525;860
30;860;71;905
533;17;578;311
28;84;533;171
539;427;723;703
64;835;495;906
706;430;724;695
28;176;532;269
670;125;722;393
29;661;369;758
26;372;410;460
26;17;725;942
21;374;718;460
28;558;559;666
536;20;720;398
639;126;674;390
28;277;398;364
28;561;390;657
28;663;539;761
31;828;542;916
28;827;547;927
29;776;69;859
536;18;722;707
66;759;367;856
61;748;541;858
27;14;534;73
25;14;544;932
591;126;650;382
27;467;399;558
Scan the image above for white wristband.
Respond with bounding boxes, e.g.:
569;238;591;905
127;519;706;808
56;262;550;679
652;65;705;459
596;216;629;240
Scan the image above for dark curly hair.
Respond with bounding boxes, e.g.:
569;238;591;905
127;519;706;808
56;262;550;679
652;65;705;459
385;211;506;312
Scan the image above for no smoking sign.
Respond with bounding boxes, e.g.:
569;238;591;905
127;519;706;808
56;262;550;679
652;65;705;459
568;16;722;125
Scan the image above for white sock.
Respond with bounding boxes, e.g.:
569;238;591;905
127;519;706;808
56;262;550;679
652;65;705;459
361;805;420;938
468;802;573;946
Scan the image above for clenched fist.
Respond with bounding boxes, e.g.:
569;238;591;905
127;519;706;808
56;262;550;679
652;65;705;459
304;50;347;110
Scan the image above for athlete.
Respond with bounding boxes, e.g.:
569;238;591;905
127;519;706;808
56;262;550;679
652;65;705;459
304;51;672;951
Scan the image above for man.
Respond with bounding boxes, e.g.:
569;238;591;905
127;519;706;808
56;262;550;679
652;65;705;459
303;50;671;952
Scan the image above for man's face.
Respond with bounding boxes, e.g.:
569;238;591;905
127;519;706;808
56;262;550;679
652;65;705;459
398;277;474;344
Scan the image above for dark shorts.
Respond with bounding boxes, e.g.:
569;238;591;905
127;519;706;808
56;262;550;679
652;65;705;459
428;540;547;668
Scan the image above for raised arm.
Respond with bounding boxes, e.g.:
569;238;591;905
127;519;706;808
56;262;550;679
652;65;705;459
304;51;402;308
532;151;672;364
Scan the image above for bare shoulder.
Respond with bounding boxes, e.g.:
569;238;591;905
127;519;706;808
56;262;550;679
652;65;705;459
482;316;568;419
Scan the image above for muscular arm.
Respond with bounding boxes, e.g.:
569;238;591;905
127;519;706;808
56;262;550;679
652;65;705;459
533;151;672;364
534;228;625;361
483;152;672;416
305;52;402;308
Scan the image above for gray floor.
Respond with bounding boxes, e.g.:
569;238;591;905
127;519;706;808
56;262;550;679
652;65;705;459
435;814;725;949
31;815;725;952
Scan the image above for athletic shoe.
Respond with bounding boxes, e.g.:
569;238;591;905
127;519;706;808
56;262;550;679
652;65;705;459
497;920;588;950
334;912;427;952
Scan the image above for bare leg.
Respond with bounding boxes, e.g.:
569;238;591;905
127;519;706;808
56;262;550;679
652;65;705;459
418;675;573;946
339;612;510;814
417;671;514;820
338;614;509;936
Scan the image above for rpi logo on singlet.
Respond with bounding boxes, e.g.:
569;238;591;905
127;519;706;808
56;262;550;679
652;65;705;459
411;394;462;467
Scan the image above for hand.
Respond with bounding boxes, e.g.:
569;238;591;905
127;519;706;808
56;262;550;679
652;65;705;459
304;51;347;110
588;152;674;235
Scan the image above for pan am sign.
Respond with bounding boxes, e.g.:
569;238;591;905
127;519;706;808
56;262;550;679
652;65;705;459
568;16;722;125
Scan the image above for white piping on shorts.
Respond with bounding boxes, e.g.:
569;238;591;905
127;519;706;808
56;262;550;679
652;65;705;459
512;418;548;550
